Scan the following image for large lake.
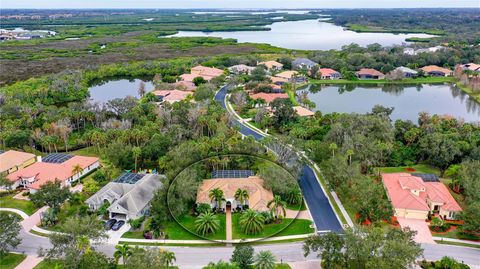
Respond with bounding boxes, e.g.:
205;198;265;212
167;19;436;50
305;84;480;122
88;79;154;103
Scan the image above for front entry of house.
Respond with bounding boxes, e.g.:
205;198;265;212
226;201;232;242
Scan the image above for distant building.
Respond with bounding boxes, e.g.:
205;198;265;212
228;64;255;75
355;68;385;80
420;65;452;77
258;60;283;71
249;92;289;105
460;63;480;72
7;154;99;192
293;106;315;117
275;70;306;83
393;66;418;78
292;58;317;70
382;173;462;220
86;173;164;221
403;46;446;56
269;76;289;85
152;89;193;103
180;65;224;82
318;68;341;80
0;150;37;176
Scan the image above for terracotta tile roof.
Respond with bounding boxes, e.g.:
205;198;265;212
275;70;299;80
318;68;339;77
356;68;384;77
269;76;289;84
179;73;213;82
191;65;224;77
196;176;274;211
174;81;197;91
462;63;480;71
258;61;283;69
0;150;36;173
420;65;452;75
293;106;315;117
7;156;99;189
249;92;288;104
382;173;462;213
152;89;193;103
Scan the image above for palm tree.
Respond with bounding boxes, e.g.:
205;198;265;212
132;146;141;172
346;149;354;166
114;244;133;268
285;188;302;206
195;212;220;236
329;143;338;158
239;209;265;235
163;249;176;268
208;188;225;211
267;195;286;220
234;188;249;207
71;164;83;176
254;250;277;269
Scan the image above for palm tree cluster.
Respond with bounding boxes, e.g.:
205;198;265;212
234;188;249;209
195;212;220;236
209;188;225;212
239;209;265;235
267;195;286;221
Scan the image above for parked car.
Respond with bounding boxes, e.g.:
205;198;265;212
111;220;125;231
104;219;117;230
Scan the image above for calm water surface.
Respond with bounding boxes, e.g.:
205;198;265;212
168;19;436;50
88;79;154;103
305;84;480;122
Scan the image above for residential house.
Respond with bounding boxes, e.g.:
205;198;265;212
318;68;341;80
403;46;446;56
292;58;318;70
228;64;255;75
152;89;193;103
420;65;452;77
269;76;289;85
275;70;306;83
174;80;197;91
393;66;418;78
7;154;99;192
0;150;37;176
258;60;283;71
86;173;164;221
196;174;273;211
460;63;480;73
249;92;289;105
293;106;315;117
180;65;224;82
355;68;385;80
382;173;462;220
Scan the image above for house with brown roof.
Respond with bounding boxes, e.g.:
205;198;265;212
460;63;480;72
152;89;193;103
258;60;283;71
275;71;306;83
356;68;385;80
293;106;315;117
7;154;99;192
249;92;289;105
196;176;274;211
0;150;37;176
318;68;341;80
420;65;453;77
382;173;462;220
180;65;224;82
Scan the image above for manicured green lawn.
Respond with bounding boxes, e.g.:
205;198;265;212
34;260;64;269
0;253;26;269
376;164;441;176
232;214;314;239
0;193;37;215
286;201;306;211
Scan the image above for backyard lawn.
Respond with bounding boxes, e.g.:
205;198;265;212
376;164;441;176
0;193;37;215
0;253;26;269
232;214;314;239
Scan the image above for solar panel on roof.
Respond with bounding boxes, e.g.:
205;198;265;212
412;173;440;182
114;172;145;184
212;170;254;179
42;153;74;163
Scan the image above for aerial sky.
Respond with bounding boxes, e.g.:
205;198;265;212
1;0;479;9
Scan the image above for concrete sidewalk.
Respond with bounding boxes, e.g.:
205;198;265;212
226;208;232;241
433;236;480;246
15;255;43;269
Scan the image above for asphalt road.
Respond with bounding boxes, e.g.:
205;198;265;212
214;85;343;232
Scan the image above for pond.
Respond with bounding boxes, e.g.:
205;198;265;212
166;19;436;50
88;79;154;103
305;84;480;122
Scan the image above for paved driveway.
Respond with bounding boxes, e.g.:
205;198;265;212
397;217;435;244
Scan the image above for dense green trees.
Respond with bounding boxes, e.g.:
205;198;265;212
0;212;22;257
30;180;71;211
231;245;254;269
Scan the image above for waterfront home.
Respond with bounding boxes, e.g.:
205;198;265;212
420;65;452;77
318;68;341;80
249;92;289;105
269;76;289;85
275;70;306;83
7;153;99;192
382;173;462;220
292;58;318;70
460;63;480;72
180;65;224;82
196;175;273;211
355;68;385;80
0;150;37;176
393;66;418;78
86;173;164;221
293;106;315;117
228;64;255;75
152;89;193;103
258;60;283;71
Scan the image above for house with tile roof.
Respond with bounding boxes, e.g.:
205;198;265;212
293;106;315;117
228;64;255;75
292;58;318;70
152;89;193;103
179;65;224;82
196;176;274;211
86;173;164;220
393;66;418;78
382;173;462;220
420;65;453;77
460;63;480;72
249;92;289;105
318;68;341;80
355;68;385;80
275;70;306;83
7;154;99;192
0;150;37;176
258;60;283;71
